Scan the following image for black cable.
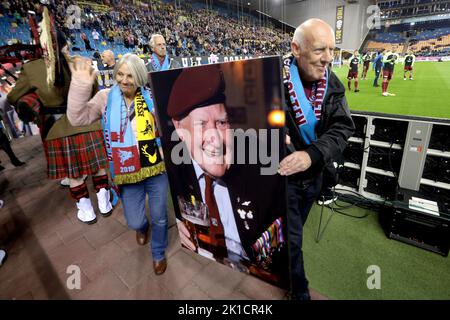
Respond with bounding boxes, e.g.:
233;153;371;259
333;192;375;209
337;196;383;211
320;188;378;220
333;200;356;209
333;187;388;209
330;207;371;219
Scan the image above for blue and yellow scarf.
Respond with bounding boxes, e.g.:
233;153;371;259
102;85;165;185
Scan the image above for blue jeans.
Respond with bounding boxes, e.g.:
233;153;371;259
119;173;169;261
287;176;322;300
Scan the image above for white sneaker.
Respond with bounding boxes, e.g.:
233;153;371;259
404;78;406;80
76;197;97;224
60;177;70;187
0;249;7;266
382;92;389;96
96;188;113;217
410;78;413;80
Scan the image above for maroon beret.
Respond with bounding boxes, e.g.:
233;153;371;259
167;65;225;120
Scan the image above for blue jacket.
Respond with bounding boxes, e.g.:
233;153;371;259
373;53;383;71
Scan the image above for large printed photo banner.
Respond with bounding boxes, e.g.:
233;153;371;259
149;57;290;289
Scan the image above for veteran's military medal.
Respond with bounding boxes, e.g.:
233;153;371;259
251;217;285;269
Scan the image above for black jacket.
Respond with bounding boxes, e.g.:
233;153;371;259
283;54;355;183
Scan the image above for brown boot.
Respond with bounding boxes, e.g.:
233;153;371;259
136;230;149;246
153;258;167;275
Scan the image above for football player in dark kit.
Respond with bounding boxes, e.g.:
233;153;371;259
382;51;398;96
347;50;360;92
361;51;372;80
403;51;416;80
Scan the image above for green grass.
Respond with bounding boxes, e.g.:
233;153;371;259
334;62;450;119
303;204;450;299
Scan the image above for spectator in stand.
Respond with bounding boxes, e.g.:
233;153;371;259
92;29;100;50
97;50;116;89
80;32;93;51
107;28;115;44
147;34;180;72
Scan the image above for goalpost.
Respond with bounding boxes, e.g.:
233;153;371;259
333;48;354;68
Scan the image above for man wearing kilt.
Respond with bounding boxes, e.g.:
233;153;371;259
7;8;112;224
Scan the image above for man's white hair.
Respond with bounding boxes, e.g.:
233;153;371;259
149;34;165;48
113;53;147;87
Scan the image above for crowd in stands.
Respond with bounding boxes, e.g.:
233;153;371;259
0;0;291;58
2;0;450;59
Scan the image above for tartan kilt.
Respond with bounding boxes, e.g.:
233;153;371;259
46;130;108;179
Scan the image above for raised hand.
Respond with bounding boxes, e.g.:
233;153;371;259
69;57;97;84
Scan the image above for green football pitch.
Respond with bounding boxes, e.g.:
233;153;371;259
333;61;450;119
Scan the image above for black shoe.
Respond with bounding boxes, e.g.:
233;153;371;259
373;84;379;87
355;89;360;92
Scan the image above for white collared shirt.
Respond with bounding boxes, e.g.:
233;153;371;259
192;160;247;259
